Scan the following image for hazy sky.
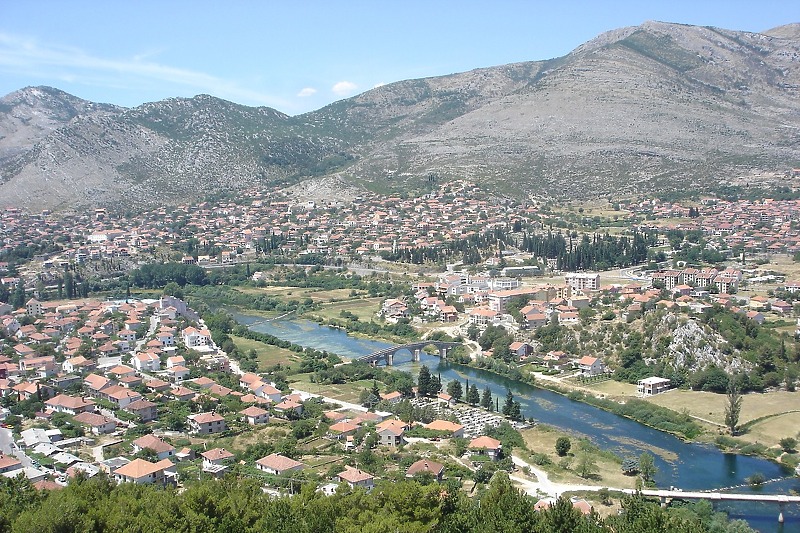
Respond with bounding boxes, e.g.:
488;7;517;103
1;1;797;115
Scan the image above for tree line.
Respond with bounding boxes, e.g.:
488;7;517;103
520;230;653;271
0;472;757;532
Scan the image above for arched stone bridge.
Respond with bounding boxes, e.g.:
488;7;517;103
355;341;461;366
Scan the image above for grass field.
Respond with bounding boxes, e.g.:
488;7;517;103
742;411;800;446
228;425;291;451
234;286;364;303
646;389;800;447
310;298;382;322
520;426;637;490
288;374;372;404
231;335;300;371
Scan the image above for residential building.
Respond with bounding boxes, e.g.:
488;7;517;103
564;273;600;291
255;453;304;475
424;420;464;438
406;459;445;481
113;458;176;485
376;419;407;447
201;448;234;477
72;412;116;434
637;377;671;396
468;436;502;460
576;356;604;376
44;394;95;415
239;406;269;425
124;399;158;422
132;435;176;460
132;352;160;372
188;412;227;434
337;466;374;491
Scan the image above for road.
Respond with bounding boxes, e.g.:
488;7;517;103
510;455;625;498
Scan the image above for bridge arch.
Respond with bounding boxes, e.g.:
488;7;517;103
356;341;460;366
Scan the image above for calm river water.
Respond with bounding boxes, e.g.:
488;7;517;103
233;312;800;532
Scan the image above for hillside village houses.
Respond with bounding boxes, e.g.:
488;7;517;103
0;289;490;493
4;185;800;495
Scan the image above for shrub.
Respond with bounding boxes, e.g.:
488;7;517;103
555;436;571;457
531;453;552;466
779;437;797;453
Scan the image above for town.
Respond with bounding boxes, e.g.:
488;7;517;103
1;184;800;525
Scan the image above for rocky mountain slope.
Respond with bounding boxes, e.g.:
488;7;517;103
1;21;798;211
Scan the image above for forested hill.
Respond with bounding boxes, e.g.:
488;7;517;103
0;472;757;532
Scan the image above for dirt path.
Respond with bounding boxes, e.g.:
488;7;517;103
510;455;626;498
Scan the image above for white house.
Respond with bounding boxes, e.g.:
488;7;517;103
72;412;116;435
182;327;212;348
132;434;175;460
166;355;185;368
132;352;161;372
250;381;282;403
468;436;502;460
637;377;671;396
201;448;235;476
576;356;604;376
240;406;269;425
337;466;374;491
255;453;304;476
188;412;227;434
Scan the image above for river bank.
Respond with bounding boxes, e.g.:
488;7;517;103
234;312;799;530
235;304;797;466
458;358;800;468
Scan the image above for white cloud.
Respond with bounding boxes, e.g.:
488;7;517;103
297;87;317;97
373;82;386;89
0;32;288;108
331;80;358;96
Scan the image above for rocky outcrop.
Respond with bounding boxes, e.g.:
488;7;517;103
655;314;752;374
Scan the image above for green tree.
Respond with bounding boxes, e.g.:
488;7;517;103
501;389;515;416
779;437;797;453
480;386;493;411
10;282;25;309
724;377;743;435
576;452;598;479
359;388;379;409
538;495;589;533
639;452;657;484
417;365;433;397
446;380;463;402
466;384;480;406
163;281;184;299
64;271;74;299
555;436;572;457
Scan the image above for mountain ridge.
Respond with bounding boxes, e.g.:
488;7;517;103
1;20;798;211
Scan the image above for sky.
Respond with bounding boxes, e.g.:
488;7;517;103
1;1;798;116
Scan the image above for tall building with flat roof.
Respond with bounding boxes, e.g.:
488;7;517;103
564;273;600;291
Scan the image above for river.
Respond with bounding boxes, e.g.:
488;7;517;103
233;312;800;531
